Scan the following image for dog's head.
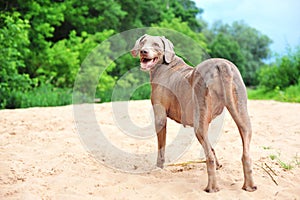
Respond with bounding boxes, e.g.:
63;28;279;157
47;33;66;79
131;34;175;71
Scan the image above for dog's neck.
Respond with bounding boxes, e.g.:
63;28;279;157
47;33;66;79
149;55;193;82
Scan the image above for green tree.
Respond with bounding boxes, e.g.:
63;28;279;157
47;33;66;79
116;0;203;31
205;21;272;85
39;29;115;88
116;0;162;30
167;0;204;32
0;12;32;108
208;33;246;78
53;0;126;41
74;33;117;103
2;0;125;79
1;0;66;78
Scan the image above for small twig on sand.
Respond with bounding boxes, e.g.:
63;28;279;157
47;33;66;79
168;160;206;167
261;163;278;186
265;162;278;176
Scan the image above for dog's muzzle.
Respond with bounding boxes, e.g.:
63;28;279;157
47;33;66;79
140;56;158;71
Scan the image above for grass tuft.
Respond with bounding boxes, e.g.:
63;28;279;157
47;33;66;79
247;84;300;103
18;84;72;108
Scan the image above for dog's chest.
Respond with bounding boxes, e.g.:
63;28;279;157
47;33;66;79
151;84;194;127
151;64;195;126
167;99;194;127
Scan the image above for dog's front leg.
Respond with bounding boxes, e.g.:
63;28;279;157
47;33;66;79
152;104;167;168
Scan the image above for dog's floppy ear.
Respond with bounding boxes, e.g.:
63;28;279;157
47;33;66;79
160;36;175;64
131;34;148;57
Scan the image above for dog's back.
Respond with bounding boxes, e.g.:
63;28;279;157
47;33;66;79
151;57;247;126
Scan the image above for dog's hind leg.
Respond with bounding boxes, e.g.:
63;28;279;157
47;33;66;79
216;61;256;191
195;117;220;193
225;85;257;192
193;100;220;192
192;74;220;192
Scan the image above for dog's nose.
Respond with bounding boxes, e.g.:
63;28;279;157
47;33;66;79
140;49;148;55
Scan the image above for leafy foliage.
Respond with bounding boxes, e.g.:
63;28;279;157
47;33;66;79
249;46;300;103
0;12;32;108
205;21;272;85
208;33;246;76
258;47;300;90
0;0;298;108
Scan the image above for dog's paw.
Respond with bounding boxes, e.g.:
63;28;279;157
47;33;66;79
242;185;257;192
156;162;164;169
156;158;165;169
204;186;220;193
216;163;222;170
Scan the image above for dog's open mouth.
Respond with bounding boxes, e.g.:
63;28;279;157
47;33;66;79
140;57;158;71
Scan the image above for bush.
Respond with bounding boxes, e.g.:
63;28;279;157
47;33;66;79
0;12;32;108
130;83;151;100
258;46;300;90
281;83;300;102
258;65;281;90
18;84;72;108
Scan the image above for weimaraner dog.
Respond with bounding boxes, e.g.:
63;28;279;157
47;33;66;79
131;34;257;193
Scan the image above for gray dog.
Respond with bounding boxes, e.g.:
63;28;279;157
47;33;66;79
131;34;257;193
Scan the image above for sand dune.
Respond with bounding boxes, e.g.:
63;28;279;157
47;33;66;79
1;100;299;199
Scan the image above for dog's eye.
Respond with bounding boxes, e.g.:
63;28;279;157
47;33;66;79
140;41;145;46
153;43;160;47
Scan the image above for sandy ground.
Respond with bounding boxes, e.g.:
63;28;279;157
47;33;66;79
1;100;300;199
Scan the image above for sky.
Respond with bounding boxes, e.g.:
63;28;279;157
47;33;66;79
195;0;300;55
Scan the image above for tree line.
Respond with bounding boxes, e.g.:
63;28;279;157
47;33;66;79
1;0;299;108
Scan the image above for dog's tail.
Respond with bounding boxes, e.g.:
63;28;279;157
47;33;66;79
216;61;234;105
216;59;247;112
